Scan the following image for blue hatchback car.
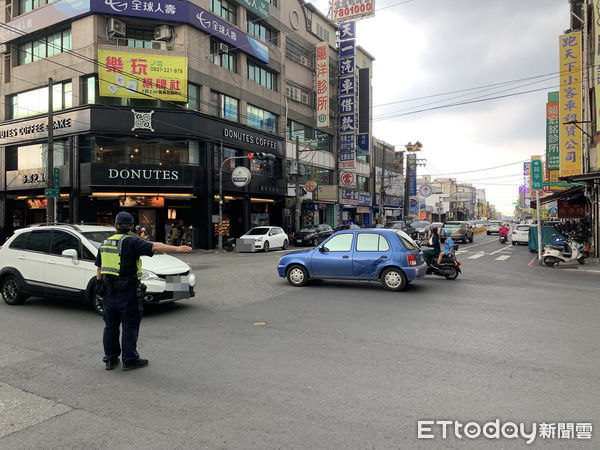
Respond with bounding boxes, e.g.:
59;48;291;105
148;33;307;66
277;229;427;291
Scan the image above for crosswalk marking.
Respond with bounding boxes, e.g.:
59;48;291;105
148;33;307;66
468;253;485;259
495;255;511;261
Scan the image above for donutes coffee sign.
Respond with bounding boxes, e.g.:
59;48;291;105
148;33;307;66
90;164;196;187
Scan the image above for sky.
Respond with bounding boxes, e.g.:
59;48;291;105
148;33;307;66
310;0;569;216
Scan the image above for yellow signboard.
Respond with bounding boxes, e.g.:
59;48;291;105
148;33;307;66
98;50;188;102
558;32;583;177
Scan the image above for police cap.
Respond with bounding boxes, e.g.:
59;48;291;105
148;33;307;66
115;211;134;225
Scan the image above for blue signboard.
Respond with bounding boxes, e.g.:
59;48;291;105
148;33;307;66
339;96;355;114
339;21;356;40
339;134;355;151
339;40;356;58
357;133;369;153
339;114;355;133
407;154;417;196
339;151;355;162
339;76;356;96
339;57;355;76
340;190;371;206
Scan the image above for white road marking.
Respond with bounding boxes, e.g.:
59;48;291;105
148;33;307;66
495;255;511;261
490;246;513;255
468;253;485;259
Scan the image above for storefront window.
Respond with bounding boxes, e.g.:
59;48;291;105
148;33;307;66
91;137;191;165
5;141;66;171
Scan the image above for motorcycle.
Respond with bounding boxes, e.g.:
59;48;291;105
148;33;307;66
222;237;236;252
420;244;462;280
499;234;507;244
542;240;586;266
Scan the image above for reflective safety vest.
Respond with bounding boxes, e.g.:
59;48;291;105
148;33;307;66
99;233;142;279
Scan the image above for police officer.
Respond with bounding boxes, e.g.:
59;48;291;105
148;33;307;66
95;211;192;371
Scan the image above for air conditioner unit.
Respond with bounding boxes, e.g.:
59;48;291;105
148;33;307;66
218;43;229;54
299;55;308;66
107;18;126;38
0;44;8;54
154;25;172;41
151;40;167;50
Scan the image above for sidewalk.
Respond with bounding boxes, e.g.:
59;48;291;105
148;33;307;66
529;254;600;274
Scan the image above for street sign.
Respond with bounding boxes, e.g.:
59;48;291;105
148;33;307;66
304;180;317;193
53;167;59;189
231;166;251;187
531;159;543;190
45;189;59;198
419;184;433;198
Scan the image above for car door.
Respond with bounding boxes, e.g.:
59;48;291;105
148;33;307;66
17;230;52;288
271;228;284;248
46;230;87;292
310;233;354;278
353;232;392;279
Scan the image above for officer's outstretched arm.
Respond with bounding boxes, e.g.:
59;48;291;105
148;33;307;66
152;242;192;253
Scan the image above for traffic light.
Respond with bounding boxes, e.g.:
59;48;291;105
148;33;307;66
252;152;276;161
247;152;254;159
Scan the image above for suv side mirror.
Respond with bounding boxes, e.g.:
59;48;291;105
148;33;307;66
62;249;78;261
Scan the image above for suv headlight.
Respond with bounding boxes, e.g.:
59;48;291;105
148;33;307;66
141;269;160;280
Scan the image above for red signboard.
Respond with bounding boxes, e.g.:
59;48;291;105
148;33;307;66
557;200;586;218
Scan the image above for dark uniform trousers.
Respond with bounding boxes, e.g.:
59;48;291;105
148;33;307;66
102;284;143;364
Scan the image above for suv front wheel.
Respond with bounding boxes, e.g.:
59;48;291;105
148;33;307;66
1;275;26;305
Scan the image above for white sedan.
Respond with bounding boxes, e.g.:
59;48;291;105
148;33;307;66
511;224;532;245
240;226;288;252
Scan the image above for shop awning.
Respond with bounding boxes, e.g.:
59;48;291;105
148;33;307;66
530;185;584;208
561;171;600;183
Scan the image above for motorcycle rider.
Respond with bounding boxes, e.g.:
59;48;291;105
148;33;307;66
499;224;509;242
422;226;441;266
437;228;455;265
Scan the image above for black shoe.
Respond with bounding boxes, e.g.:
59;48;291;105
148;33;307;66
105;359;120;371
122;358;149;371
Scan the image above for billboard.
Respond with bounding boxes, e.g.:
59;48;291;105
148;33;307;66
558;32;583;177
315;42;330;128
330;0;375;23
546;91;560;170
98;50;188;102
407;153;417;196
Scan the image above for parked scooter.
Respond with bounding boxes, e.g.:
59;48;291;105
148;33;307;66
420;244;462;280
222;237;236;252
542;239;586;266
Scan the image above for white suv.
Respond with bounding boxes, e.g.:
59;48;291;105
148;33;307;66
486;220;502;235
0;224;196;314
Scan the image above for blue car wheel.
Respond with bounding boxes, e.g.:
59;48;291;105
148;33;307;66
286;264;309;287
381;267;407;292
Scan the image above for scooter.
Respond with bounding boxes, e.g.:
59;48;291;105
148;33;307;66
499;234;507;244
542;240;586;266
222;237;236;252
420;244;462;280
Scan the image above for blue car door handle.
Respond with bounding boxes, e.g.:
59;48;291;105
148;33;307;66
380;255;387;259
343;255;349;259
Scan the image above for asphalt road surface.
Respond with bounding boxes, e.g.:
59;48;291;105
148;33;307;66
0;233;598;449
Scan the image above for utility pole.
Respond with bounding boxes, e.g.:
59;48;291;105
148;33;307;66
403;153;410;221
378;147;386;224
295;136;302;232
46;77;54;224
218;140;223;251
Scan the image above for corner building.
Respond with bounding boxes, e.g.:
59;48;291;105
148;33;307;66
0;0;376;247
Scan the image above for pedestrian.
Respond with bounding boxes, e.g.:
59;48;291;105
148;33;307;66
135;225;142;236
140;227;148;240
171;225;180;246
95;211;192;371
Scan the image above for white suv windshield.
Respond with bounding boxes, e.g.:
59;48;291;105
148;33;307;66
81;231;116;248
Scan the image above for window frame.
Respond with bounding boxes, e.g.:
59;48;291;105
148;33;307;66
322;233;354;252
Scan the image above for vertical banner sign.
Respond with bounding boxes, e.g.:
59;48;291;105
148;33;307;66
330;0;375;23
338;21;356;177
315;42;330;128
407;153;417;196
546;91;560;170
531;157;543;190
558;32;583;177
594;0;600;133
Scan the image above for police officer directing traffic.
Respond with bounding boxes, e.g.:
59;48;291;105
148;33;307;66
95;211;192;371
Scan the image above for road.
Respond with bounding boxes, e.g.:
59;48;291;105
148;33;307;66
0;232;598;449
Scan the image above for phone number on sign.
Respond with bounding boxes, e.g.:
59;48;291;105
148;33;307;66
333;2;373;19
149;67;185;74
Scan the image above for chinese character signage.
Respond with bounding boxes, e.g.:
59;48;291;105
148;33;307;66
315;41;330;128
531;157;543;190
339;76;356;96
330;0;375;23
339;151;356;170
546;91;560;170
339;21;356;40
339;114;355;133
339;39;356;58
339;57;355;76
236;0;269;19
559;32;583;177
339;134;355;151
339;96;355;114
357;133;369;153
340;171;356;187
407;153;417;196
99;50;188;101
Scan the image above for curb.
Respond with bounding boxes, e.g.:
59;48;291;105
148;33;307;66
528;255;600;276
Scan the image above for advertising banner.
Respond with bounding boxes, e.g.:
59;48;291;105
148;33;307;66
98;50;188;101
531;157;543;190
339;134;355;151
340;171;356;187
339;151;356;170
546;91;560;170
330;0;375;23
0;109;91;145
594;0;600;133
315;42;330;128
339;21;356;40
407;153;417;196
558;32;583;177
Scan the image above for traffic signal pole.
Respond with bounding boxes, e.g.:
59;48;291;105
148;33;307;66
46;77;55;224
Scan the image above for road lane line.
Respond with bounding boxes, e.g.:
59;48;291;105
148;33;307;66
495;255;511;261
490;247;512;255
